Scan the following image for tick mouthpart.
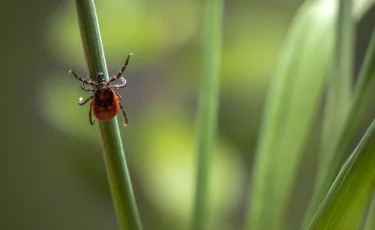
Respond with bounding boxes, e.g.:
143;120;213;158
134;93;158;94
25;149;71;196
97;72;105;83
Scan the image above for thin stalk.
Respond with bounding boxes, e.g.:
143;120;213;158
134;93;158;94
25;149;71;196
192;1;224;230
74;1;142;230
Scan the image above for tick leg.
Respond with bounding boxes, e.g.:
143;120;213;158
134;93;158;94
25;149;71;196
115;91;122;100
69;70;97;86
89;102;96;125
81;82;94;91
111;77;127;89
119;103;128;126
108;53;133;83
79;95;93;106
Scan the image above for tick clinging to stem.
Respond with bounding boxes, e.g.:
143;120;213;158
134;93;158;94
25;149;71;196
69;53;133;126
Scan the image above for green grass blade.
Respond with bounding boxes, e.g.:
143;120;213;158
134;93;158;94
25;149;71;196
319;0;353;176
247;1;336;229
192;0;224;229
74;1;142;229
302;0;353;225
306;119;375;229
363;197;375;230
303;27;375;227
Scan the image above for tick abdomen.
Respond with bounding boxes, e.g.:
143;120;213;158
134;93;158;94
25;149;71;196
92;87;119;120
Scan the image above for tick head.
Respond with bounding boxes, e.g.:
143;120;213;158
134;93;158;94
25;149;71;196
97;72;105;84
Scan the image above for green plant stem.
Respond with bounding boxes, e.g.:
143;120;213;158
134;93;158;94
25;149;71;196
192;0;224;230
74;1;142;230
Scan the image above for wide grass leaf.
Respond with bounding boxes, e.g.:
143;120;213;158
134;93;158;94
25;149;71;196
306;119;375;229
248;0;335;229
304;26;375;228
247;0;375;229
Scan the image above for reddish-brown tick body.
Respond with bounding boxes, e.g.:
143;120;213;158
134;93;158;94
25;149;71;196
69;53;133;126
92;87;119;121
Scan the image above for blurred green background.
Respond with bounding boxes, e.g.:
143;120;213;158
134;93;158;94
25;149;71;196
1;0;375;230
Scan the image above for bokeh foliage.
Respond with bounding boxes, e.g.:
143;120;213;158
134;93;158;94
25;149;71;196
1;0;375;229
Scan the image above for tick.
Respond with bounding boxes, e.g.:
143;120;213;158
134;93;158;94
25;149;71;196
69;53;133;126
